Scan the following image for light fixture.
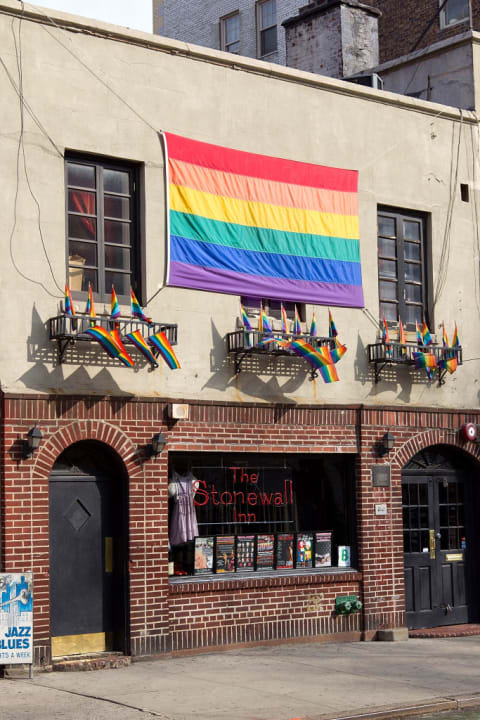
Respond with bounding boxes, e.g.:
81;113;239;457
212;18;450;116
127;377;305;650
378;431;395;457
142;431;167;459
23;425;43;459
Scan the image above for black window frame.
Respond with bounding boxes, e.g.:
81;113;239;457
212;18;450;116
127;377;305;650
241;296;305;323
65;154;142;306
377;207;429;331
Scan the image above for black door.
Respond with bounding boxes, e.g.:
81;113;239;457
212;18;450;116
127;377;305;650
50;471;124;656
403;474;470;629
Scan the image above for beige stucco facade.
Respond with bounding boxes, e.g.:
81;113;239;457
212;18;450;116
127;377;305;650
0;0;479;408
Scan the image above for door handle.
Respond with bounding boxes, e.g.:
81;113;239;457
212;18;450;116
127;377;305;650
429;529;436;559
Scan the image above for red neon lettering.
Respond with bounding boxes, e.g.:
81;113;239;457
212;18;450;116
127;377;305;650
193;479;209;506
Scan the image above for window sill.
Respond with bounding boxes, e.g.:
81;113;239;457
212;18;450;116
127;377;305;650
169;567;361;593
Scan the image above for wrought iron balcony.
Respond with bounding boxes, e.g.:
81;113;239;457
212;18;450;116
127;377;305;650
49;313;178;364
226;329;335;379
368;341;462;385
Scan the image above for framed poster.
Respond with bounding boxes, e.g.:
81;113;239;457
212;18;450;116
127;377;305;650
296;532;313;568
0;573;33;664
235;535;255;572
215;535;235;573
315;532;332;568
194;536;214;575
276;533;294;569
256;534;275;570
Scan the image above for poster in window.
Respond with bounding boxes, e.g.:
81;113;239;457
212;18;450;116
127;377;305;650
296;532;313;568
215;535;235;573
315;532;332;567
256;534;275;570
193;536;214;575
276;533;294;569
235;535;255;572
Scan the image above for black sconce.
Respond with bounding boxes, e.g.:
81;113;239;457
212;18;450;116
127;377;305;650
143;431;167;459
23;425;43;459
378;431;395;457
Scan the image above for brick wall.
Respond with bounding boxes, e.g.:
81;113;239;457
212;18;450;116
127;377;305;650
2;393;479;662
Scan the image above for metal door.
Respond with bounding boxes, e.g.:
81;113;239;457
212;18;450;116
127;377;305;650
403;475;468;629
49;474;115;656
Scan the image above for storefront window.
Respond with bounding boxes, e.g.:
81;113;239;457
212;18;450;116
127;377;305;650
168;452;356;577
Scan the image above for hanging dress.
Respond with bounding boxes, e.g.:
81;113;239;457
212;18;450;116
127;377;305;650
169;471;199;545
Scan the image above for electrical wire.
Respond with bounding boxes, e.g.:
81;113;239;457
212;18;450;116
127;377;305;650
8;6;63;298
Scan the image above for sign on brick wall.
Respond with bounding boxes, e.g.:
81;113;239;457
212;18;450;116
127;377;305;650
0;573;33;664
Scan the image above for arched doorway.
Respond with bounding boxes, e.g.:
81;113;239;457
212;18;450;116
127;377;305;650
49;441;128;657
402;445;479;630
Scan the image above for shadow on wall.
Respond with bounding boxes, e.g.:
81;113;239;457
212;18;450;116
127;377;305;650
203;318;312;401
18;303;135;396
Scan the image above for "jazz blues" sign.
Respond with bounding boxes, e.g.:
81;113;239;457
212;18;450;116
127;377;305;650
0;573;33;664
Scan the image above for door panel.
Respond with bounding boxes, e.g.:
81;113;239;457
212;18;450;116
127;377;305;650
50;474;115;654
403;473;470;629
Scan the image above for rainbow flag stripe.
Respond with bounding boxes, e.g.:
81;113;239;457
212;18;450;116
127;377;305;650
240;304;252;331
165;132;363;307
328;309;338;338
293;305;302;334
382;316;389;344
148;332;181;370
126;330;158;366
289;339;332;369
422;321;433;346
85;283;96;326
259;305;272;333
131;288;151;323
331;339;347;364
85;326;125;363
442;322;449;348
318;364;339;383
309;312;317;337
111;329;135;368
111;286;121;320
452;323;460;347
416;321;423;346
413;352;437;370
399;318;406;345
64;284;77;330
281;304;289;334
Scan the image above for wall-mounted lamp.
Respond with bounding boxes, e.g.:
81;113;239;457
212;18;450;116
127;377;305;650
378;431;395;457
23;425;43;459
143;431;167;459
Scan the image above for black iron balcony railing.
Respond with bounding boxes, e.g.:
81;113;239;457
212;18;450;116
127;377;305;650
226;329;335;379
49;313;178;364
367;341;462;385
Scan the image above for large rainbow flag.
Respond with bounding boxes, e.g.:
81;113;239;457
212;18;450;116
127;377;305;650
164;133;363;307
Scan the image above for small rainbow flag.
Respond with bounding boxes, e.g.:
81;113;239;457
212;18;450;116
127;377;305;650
382;317;389;344
64;284;77;330
422;321;433;346
413;351;437;370
111;328;135;368
281;303;289;334
452;323;460;347
318;364;339;383
131;288;151;323
85;283;96;327
257;337;276;347
111;286;121;320
439;356;458;374
240;304;252;331
85;326;127;364
259;304;272;333
293;305;302;334
399;318;406;345
331;338;347;364
289;339;333;370
328;309;338;338
442;322;449;348
126;330;159;366
148;331;181;370
309;312;317;337
416;321;423;346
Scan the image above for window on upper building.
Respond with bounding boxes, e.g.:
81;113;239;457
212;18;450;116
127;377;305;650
440;0;470;28
66;156;141;304
241;297;305;323
257;0;277;57
220;12;240;54
377;208;428;329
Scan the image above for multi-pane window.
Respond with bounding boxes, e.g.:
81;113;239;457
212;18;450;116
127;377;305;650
220;12;240;54
241;297;305;323
440;0;470;27
66;157;139;302
377;208;427;329
257;0;277;57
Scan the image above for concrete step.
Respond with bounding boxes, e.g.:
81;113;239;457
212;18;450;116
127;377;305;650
52;652;131;672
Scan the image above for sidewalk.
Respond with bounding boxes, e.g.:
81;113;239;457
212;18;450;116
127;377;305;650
1;636;480;720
